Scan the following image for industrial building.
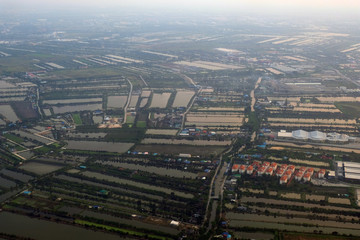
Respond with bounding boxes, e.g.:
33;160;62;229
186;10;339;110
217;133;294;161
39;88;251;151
336;161;360;181
278;130;355;143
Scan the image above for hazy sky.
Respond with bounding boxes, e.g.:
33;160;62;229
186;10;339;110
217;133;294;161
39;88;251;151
1;0;359;18
2;0;359;9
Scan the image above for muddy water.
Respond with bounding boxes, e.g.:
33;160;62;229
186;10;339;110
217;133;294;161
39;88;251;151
0;211;121;240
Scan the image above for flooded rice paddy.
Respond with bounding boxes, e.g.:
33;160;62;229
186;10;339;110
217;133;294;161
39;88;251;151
0;176;16;188
0;169;33;182
145;129;178;136
55;174;163;200
95;160;198;178
0;211;121;240
13;130;54;145
141;138;231;146
0;104;19;122
19;162;64;175
67;132;107;138
81;171;194;199
52;104;102;114
227;212;360;235
81;211;179;235
43;98;102;105
66;140;133;153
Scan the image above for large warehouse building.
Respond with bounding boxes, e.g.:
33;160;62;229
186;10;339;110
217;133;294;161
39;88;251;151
336;161;360;181
278;130;355;143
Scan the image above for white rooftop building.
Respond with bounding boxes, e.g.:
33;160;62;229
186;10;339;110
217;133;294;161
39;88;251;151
309;131;327;141
292;130;309;140
336;161;360;181
278;130;353;143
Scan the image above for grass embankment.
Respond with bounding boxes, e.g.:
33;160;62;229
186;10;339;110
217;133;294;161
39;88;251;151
74;219;170;240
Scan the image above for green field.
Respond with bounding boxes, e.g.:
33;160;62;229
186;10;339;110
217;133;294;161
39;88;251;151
335;102;360;118
72;113;83;125
126;115;135;124
4;133;24;143
323;80;358;89
15;145;26;151
136;121;146;128
43;66;126;80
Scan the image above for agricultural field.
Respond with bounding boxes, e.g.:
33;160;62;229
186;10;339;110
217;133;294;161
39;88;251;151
128;95;139;108
335;102;360;118
172;90;195;108
186;113;244;127
174;61;243;70
145;129;178;136
52;104;102;114
65;141;134;153
149;93;171;108
135;144;227;157
43;98;102;105
0;104;19;122
141;138;231;146
19;161;65;175
107;96;128;109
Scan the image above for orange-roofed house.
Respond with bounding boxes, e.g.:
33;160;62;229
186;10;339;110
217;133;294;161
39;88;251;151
285;170;292;177
295;171;303;181
263;162;270;167
270;162;278;170
257;166;266;176
239;165;246;174
246;165;254;175
288;165;295;173
276;169;284;177
232;164;240;173
265;167;274;175
318;169;326;178
303;172;311;182
280;175;288;184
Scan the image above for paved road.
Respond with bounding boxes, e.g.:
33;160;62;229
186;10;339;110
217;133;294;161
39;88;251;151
250;77;262;112
122;79;133;124
139;75;149;87
204;145;234;233
334;69;360;87
36;88;43;118
181;74;196;87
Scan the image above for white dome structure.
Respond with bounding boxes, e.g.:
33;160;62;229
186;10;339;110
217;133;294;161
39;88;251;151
292;130;308;140
309;131;327;141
